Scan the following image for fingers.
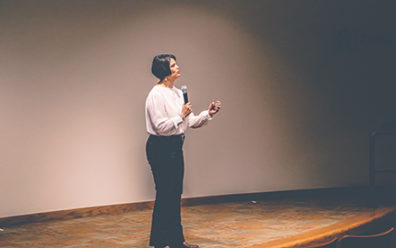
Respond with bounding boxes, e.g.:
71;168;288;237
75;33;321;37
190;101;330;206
186;102;192;112
213;101;221;111
215;101;221;109
208;100;222;116
182;102;193;118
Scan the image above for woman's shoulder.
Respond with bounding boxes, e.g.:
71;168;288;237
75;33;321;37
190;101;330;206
146;85;161;100
148;85;181;98
148;85;163;94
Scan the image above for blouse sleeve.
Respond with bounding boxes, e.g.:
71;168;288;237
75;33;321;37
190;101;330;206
146;92;184;134
188;110;212;128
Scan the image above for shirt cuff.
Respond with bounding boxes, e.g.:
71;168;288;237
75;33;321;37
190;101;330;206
203;110;213;120
172;115;184;127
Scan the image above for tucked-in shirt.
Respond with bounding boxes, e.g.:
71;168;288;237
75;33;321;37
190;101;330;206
145;85;211;136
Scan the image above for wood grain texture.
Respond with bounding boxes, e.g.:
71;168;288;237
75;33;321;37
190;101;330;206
1;186;394;227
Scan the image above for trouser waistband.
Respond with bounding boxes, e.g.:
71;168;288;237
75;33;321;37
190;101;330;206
149;134;185;142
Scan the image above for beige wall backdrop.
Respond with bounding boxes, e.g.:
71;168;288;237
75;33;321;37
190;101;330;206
1;0;395;218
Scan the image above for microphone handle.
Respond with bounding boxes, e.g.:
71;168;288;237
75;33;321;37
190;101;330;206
183;93;189;104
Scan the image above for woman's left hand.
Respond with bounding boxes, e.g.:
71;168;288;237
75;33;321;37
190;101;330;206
208;101;222;116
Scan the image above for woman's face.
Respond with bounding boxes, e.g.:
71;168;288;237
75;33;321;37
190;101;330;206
168;58;181;80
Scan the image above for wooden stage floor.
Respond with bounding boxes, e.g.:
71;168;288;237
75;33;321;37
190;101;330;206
0;197;395;248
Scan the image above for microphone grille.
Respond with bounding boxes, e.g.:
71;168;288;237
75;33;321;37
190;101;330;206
181;85;188;93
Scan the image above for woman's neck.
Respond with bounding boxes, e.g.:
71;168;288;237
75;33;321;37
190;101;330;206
158;77;175;88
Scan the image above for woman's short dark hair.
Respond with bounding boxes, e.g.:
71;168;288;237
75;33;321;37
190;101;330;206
151;54;176;81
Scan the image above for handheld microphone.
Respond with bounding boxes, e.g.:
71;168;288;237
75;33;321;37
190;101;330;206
181;85;188;104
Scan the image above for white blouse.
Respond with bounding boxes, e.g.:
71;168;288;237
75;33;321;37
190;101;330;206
145;85;211;136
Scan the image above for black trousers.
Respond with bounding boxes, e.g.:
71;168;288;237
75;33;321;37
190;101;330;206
146;134;186;248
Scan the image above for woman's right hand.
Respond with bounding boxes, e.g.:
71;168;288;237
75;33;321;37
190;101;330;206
181;102;192;118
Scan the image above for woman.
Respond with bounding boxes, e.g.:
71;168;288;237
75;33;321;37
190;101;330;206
145;54;221;248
